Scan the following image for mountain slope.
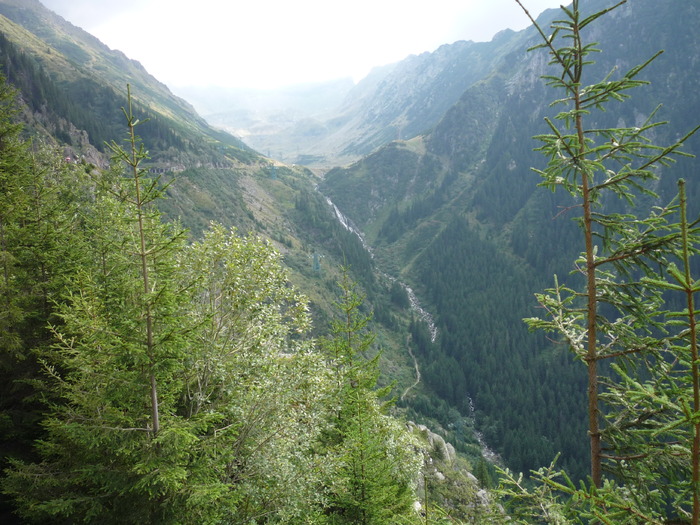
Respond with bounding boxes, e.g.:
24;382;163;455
193;22;551;167
0;3;506;522
321;0;700;477
0;0;248;153
6;0;699;486
0;0;397;346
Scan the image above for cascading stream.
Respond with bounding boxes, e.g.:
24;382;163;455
320;192;499;463
320;190;437;340
323;196;372;255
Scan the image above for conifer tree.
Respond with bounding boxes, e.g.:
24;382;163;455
317;269;420;524
0;77;32;357
640;179;700;523
3;87;191;522
0;74;91;519
0;77;89;399
500;1;700;522
2;87;339;524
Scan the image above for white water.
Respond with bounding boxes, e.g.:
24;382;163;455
320;192;503;464
320;192;437;340
323;196;373;255
403;284;438;343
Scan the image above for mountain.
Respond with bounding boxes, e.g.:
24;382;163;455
3;0;699;489
0;5;470;487
320;0;700;477
0;5;500;520
0;0;254;163
175;78;355;163
185;25;546;167
0;0;395;349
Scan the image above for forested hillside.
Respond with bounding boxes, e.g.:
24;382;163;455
322;0;700;480
1;81;470;522
4;0;700;521
0;0;499;522
0;0;390;329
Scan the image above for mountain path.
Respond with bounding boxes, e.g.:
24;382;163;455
401;335;421;401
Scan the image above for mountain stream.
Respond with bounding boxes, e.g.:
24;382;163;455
320;193;438;396
321;193;437;340
321;194;499;462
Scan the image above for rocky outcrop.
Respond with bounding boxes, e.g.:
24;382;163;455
408;421;501;520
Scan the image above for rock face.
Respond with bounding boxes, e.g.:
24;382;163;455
408;421;500;520
316;36;519;163
412;422;457;465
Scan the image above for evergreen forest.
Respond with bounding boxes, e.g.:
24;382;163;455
2;0;700;523
0;80;501;523
322;0;700;491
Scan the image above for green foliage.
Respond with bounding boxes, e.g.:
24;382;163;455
0;84;429;524
0;76;94;520
175;224;330;523
3;87;195;522
411;217;586;476
1;89;313;523
500;458;669;524
0;79;38;356
501;0;700;522
317;270;421;524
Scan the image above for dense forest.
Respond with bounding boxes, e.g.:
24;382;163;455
0;78;503;523
320;0;700;491
3;0;700;523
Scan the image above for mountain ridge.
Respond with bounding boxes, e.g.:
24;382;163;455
320;0;700;476
187;17;557;167
0;0;398;350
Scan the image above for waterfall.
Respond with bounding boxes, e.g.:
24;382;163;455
403;285;438;343
323;196;372;255
320;190;438;341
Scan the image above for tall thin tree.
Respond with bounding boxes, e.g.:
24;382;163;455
516;0;699;487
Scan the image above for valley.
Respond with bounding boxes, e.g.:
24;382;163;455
1;0;700;521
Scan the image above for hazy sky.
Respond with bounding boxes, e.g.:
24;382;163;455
40;0;564;90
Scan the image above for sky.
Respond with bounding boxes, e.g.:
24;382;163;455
40;0;564;90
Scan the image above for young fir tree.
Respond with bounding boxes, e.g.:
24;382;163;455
499;1;700;522
317;269;420;524
0;75;92;520
3;87;192;523
641;180;700;524
0;77;36;359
